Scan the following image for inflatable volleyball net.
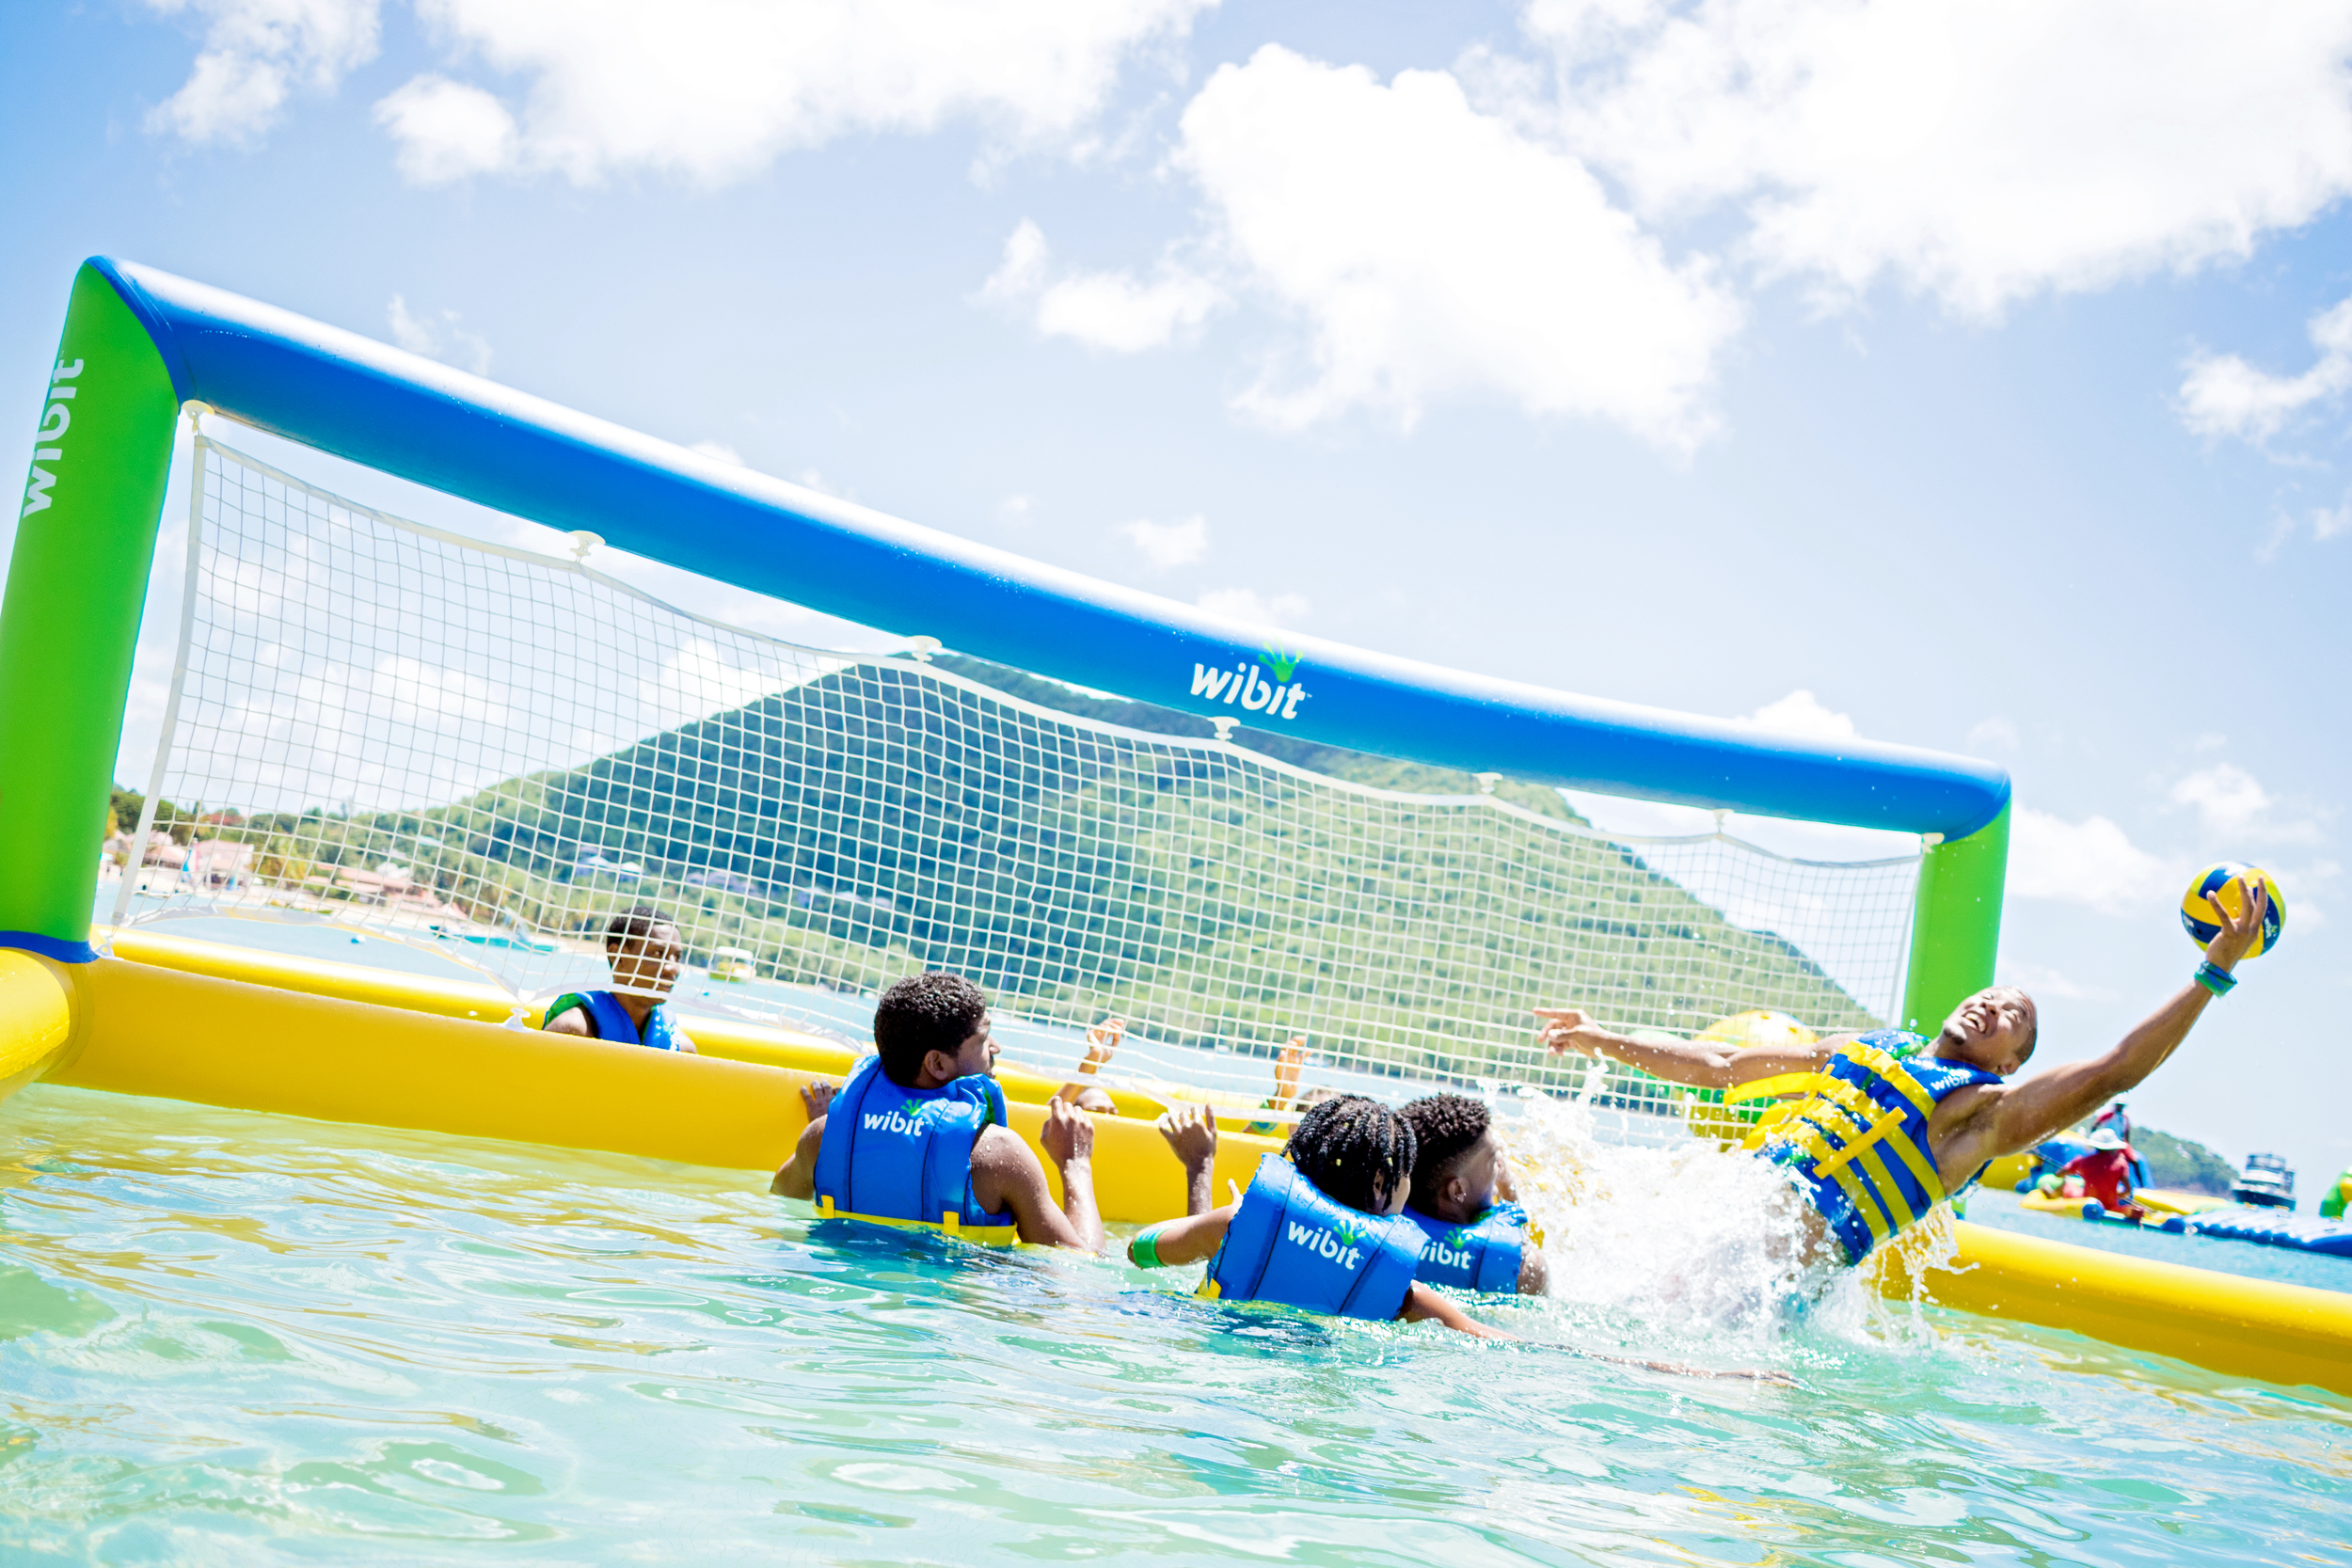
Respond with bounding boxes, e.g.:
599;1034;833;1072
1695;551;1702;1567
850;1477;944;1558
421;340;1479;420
111;429;1928;1126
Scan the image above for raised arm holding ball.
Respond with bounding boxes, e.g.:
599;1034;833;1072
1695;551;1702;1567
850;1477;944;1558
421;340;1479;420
1534;870;2278;1269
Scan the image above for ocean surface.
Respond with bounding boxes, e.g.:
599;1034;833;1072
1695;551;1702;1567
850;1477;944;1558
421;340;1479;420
4;1084;2346;1565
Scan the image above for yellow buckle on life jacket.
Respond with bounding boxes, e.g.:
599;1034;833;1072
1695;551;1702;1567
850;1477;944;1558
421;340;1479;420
811;1193;1023;1246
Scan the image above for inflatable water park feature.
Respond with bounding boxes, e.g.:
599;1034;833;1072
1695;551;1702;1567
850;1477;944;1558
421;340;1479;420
6;255;2352;1416
2003;1127;2352;1257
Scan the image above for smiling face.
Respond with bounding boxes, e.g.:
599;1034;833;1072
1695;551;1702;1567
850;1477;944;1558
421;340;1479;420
609;924;684;998
1935;986;2038;1075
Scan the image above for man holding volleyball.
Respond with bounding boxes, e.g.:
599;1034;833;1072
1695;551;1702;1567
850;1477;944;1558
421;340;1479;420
1534;873;2276;1268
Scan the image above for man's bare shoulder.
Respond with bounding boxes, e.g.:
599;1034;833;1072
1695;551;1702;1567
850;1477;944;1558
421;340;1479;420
970;1122;1041;1175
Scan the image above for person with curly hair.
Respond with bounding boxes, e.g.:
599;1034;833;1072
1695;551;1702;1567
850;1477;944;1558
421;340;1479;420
771;972;1104;1251
1396;1094;1548;1296
1124;1095;1502;1336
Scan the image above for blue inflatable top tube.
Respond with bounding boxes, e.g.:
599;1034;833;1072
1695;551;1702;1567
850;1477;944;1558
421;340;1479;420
90;256;2009;838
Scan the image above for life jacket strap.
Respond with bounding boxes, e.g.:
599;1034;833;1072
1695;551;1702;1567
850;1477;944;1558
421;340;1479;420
808;1191;1022;1245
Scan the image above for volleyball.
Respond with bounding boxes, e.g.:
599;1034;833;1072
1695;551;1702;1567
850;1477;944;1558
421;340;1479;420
2180;863;2284;958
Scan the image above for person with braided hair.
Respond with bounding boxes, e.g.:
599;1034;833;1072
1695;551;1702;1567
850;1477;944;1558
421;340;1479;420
1397;1094;1549;1296
1126;1096;1503;1336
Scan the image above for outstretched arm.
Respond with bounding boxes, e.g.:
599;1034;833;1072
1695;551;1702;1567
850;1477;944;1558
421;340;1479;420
1967;879;2270;1165
1535;1008;1831;1089
1401;1282;1510;1338
1129;1204;1233;1266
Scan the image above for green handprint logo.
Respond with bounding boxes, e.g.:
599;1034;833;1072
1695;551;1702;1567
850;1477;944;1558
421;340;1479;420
1259;639;1303;683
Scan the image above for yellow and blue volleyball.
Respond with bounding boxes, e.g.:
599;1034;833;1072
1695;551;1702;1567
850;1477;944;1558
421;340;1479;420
2180;863;2284;958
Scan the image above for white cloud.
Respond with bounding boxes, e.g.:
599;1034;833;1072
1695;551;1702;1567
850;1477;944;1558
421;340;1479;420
1734;688;1854;741
982;221;1226;352
2179;294;2352;444
2169;763;2273;837
1196;586;1310;626
1120;515;1209;569
1174;46;1740;444
147;0;381;145
1528;0;2352;317
374;74;519;184
2009;806;2177;915
688;439;745;466
387;294;493;376
1965;716;2020;753
375;0;1209;186
996;495;1033;526
2170;762;2323;845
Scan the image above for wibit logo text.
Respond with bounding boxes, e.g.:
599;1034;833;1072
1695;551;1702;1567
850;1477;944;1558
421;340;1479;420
862;1110;925;1136
1421;1238;1473;1272
1283;1219;1364;1271
22;358;82;520
1190;660;1309;721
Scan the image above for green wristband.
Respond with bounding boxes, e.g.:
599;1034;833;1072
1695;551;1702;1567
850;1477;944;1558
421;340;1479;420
1131;1223;1168;1268
2194;960;2237;996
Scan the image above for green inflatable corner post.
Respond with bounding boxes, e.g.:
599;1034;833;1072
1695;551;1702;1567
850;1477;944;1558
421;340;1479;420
0;262;181;962
1899;803;2010;1037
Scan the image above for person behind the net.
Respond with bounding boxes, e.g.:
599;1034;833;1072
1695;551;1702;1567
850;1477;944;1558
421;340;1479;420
1127;1095;1504;1337
1396;1094;1549;1296
771;972;1104;1251
1533;875;2274;1270
541;904;698;1053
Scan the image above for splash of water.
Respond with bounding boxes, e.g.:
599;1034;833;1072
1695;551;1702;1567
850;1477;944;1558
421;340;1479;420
1502;1094;1940;1349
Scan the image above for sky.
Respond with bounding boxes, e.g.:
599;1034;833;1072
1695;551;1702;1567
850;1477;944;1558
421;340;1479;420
4;0;2348;1196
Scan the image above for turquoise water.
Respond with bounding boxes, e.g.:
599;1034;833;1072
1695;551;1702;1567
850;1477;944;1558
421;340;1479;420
4;1086;2346;1564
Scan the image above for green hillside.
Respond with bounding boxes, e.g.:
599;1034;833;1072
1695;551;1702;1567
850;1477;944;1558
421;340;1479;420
207;655;1893;1088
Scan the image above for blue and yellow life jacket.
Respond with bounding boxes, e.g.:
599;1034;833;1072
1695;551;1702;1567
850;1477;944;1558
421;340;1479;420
1200;1154;1423;1321
1402;1201;1530;1294
808;1054;1019;1243
547;990;694;1053
1733;1030;2002;1263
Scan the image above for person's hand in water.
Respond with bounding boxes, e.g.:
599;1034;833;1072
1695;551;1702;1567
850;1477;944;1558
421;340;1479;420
1155;1103;1219;1215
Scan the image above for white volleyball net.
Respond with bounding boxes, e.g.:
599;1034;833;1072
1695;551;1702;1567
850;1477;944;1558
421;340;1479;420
109;432;1923;1132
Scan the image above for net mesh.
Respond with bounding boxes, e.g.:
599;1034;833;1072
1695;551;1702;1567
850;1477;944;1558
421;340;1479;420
110;435;1923;1126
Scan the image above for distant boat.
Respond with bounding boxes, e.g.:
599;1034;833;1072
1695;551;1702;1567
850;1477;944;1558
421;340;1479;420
708;945;758;982
2231;1152;2296;1211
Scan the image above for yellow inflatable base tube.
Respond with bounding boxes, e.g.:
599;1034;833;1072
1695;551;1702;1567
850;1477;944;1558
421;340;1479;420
97;927;1171;1118
1873;1223;2352;1397
31;952;1282;1227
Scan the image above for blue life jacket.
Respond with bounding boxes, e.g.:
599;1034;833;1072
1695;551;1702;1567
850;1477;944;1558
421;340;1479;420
809;1054;1016;1240
1200;1155;1422;1321
1731;1029;2002;1264
1403;1201;1528;1293
548;990;693;1052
